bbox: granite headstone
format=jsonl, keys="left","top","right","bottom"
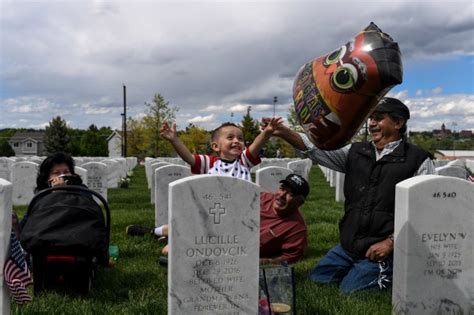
{"left": 168, "top": 175, "right": 261, "bottom": 314}
{"left": 393, "top": 175, "right": 474, "bottom": 314}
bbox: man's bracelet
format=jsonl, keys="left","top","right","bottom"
{"left": 387, "top": 234, "right": 394, "bottom": 243}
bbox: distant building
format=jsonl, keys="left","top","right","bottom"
{"left": 8, "top": 131, "right": 46, "bottom": 156}
{"left": 107, "top": 130, "right": 122, "bottom": 158}
{"left": 459, "top": 130, "right": 473, "bottom": 139}
{"left": 432, "top": 123, "right": 451, "bottom": 139}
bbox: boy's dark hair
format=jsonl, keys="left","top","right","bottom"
{"left": 35, "top": 152, "right": 78, "bottom": 192}
{"left": 210, "top": 122, "right": 241, "bottom": 142}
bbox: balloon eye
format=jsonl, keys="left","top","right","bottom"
{"left": 324, "top": 46, "right": 346, "bottom": 65}
{"left": 331, "top": 63, "right": 358, "bottom": 92}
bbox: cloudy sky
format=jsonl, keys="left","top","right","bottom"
{"left": 1, "top": 0, "right": 473, "bottom": 133}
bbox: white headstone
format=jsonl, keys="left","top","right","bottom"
{"left": 447, "top": 159, "right": 465, "bottom": 168}
{"left": 434, "top": 160, "right": 449, "bottom": 168}
{"left": 113, "top": 158, "right": 128, "bottom": 179}
{"left": 0, "top": 157, "right": 14, "bottom": 182}
{"left": 154, "top": 165, "right": 191, "bottom": 227}
{"left": 255, "top": 166, "right": 293, "bottom": 192}
{"left": 335, "top": 171, "right": 345, "bottom": 202}
{"left": 101, "top": 159, "right": 120, "bottom": 188}
{"left": 0, "top": 179, "right": 12, "bottom": 314}
{"left": 74, "top": 166, "right": 88, "bottom": 187}
{"left": 329, "top": 169, "right": 337, "bottom": 187}
{"left": 168, "top": 175, "right": 261, "bottom": 314}
{"left": 393, "top": 175, "right": 474, "bottom": 314}
{"left": 145, "top": 158, "right": 164, "bottom": 188}
{"left": 436, "top": 165, "right": 468, "bottom": 179}
{"left": 287, "top": 159, "right": 311, "bottom": 180}
{"left": 81, "top": 162, "right": 108, "bottom": 201}
{"left": 150, "top": 162, "right": 169, "bottom": 202}
{"left": 11, "top": 161, "right": 39, "bottom": 206}
{"left": 466, "top": 160, "right": 474, "bottom": 173}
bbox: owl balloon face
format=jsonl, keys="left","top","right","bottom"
{"left": 293, "top": 23, "right": 403, "bottom": 150}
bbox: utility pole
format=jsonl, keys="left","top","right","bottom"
{"left": 273, "top": 96, "right": 278, "bottom": 117}
{"left": 123, "top": 84, "right": 127, "bottom": 157}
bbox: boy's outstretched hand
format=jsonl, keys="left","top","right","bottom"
{"left": 160, "top": 122, "right": 177, "bottom": 141}
{"left": 261, "top": 117, "right": 284, "bottom": 135}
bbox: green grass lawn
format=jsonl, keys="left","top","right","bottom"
{"left": 11, "top": 165, "right": 392, "bottom": 314}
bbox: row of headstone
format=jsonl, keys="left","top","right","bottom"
{"left": 0, "top": 156, "right": 138, "bottom": 205}
{"left": 254, "top": 158, "right": 312, "bottom": 176}
{"left": 319, "top": 165, "right": 346, "bottom": 203}
{"left": 319, "top": 157, "right": 474, "bottom": 204}
{"left": 0, "top": 179, "right": 12, "bottom": 314}
{"left": 145, "top": 157, "right": 312, "bottom": 192}
{"left": 393, "top": 175, "right": 473, "bottom": 314}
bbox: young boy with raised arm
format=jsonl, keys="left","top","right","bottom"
{"left": 160, "top": 118, "right": 282, "bottom": 181}
{"left": 126, "top": 117, "right": 282, "bottom": 238}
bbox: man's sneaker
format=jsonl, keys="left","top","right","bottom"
{"left": 126, "top": 225, "right": 153, "bottom": 236}
{"left": 157, "top": 236, "right": 168, "bottom": 244}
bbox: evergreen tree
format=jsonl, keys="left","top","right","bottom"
{"left": 0, "top": 139, "right": 15, "bottom": 156}
{"left": 143, "top": 93, "right": 178, "bottom": 157}
{"left": 44, "top": 116, "right": 71, "bottom": 154}
{"left": 80, "top": 124, "right": 108, "bottom": 156}
{"left": 68, "top": 128, "right": 85, "bottom": 156}
{"left": 240, "top": 106, "right": 260, "bottom": 147}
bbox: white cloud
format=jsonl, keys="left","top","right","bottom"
{"left": 229, "top": 104, "right": 250, "bottom": 113}
{"left": 388, "top": 90, "right": 409, "bottom": 101}
{"left": 407, "top": 94, "right": 474, "bottom": 131}
{"left": 431, "top": 87, "right": 443, "bottom": 95}
{"left": 1, "top": 0, "right": 473, "bottom": 132}
{"left": 188, "top": 114, "right": 215, "bottom": 123}
{"left": 81, "top": 103, "right": 114, "bottom": 115}
{"left": 200, "top": 105, "right": 224, "bottom": 112}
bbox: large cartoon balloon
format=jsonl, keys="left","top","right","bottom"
{"left": 293, "top": 22, "right": 403, "bottom": 150}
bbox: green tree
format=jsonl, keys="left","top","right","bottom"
{"left": 287, "top": 105, "right": 304, "bottom": 133}
{"left": 44, "top": 116, "right": 71, "bottom": 154}
{"left": 240, "top": 106, "right": 260, "bottom": 147}
{"left": 126, "top": 117, "right": 148, "bottom": 159}
{"left": 0, "top": 139, "right": 15, "bottom": 156}
{"left": 80, "top": 124, "right": 108, "bottom": 156}
{"left": 68, "top": 128, "right": 85, "bottom": 156}
{"left": 143, "top": 93, "right": 178, "bottom": 157}
{"left": 180, "top": 124, "right": 210, "bottom": 154}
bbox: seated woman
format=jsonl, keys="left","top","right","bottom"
{"left": 15, "top": 152, "right": 85, "bottom": 233}
{"left": 35, "top": 152, "right": 84, "bottom": 193}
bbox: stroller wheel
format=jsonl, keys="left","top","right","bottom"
{"left": 32, "top": 256, "right": 46, "bottom": 294}
{"left": 33, "top": 267, "right": 45, "bottom": 294}
{"left": 78, "top": 269, "right": 93, "bottom": 295}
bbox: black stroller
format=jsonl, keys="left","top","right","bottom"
{"left": 20, "top": 185, "right": 111, "bottom": 294}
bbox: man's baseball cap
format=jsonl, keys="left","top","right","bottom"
{"left": 374, "top": 97, "right": 410, "bottom": 120}
{"left": 280, "top": 174, "right": 310, "bottom": 198}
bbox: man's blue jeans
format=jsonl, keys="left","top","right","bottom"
{"left": 309, "top": 244, "right": 393, "bottom": 294}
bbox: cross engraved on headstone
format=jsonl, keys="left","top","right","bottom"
{"left": 209, "top": 203, "right": 226, "bottom": 224}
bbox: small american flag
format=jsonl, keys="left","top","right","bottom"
{"left": 3, "top": 231, "right": 33, "bottom": 304}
